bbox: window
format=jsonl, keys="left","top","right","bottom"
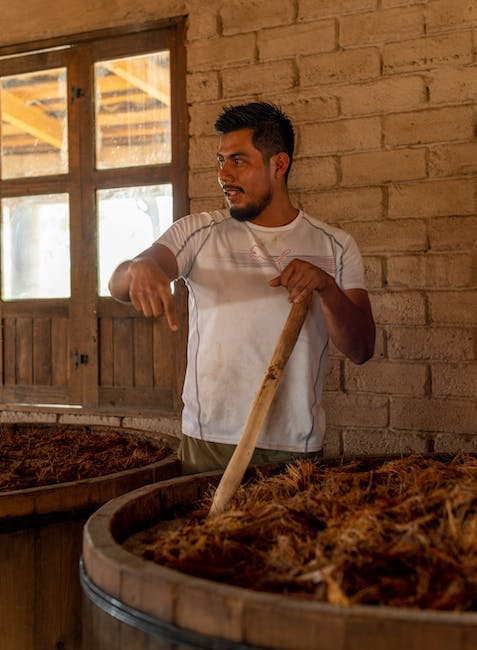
{"left": 0, "top": 21, "right": 187, "bottom": 409}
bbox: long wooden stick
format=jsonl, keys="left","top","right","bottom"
{"left": 209, "top": 299, "right": 309, "bottom": 516}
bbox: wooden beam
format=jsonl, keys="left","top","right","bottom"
{"left": 1, "top": 89, "right": 63, "bottom": 149}
{"left": 101, "top": 59, "right": 170, "bottom": 106}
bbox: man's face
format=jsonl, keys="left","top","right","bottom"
{"left": 217, "top": 128, "right": 273, "bottom": 222}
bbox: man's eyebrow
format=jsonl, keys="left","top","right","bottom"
{"left": 216, "top": 150, "right": 248, "bottom": 159}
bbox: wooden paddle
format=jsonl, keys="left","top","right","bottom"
{"left": 209, "top": 299, "right": 309, "bottom": 516}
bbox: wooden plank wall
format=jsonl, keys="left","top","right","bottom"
{"left": 1, "top": 313, "right": 69, "bottom": 402}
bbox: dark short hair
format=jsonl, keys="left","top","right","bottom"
{"left": 214, "top": 102, "right": 295, "bottom": 180}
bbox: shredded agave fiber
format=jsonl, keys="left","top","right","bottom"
{"left": 0, "top": 425, "right": 171, "bottom": 491}
{"left": 125, "top": 454, "right": 477, "bottom": 611}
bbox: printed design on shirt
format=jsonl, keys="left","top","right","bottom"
{"left": 248, "top": 245, "right": 337, "bottom": 277}
{"left": 249, "top": 244, "right": 291, "bottom": 270}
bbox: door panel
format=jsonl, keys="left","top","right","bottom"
{"left": 0, "top": 307, "right": 70, "bottom": 404}
{"left": 97, "top": 304, "right": 184, "bottom": 411}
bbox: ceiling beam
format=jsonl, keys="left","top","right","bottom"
{"left": 101, "top": 60, "right": 170, "bottom": 106}
{"left": 1, "top": 89, "right": 63, "bottom": 149}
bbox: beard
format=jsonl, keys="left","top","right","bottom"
{"left": 229, "top": 189, "right": 273, "bottom": 222}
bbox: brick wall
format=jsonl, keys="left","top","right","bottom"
{"left": 1, "top": 0, "right": 476, "bottom": 456}
{"left": 186, "top": 0, "right": 477, "bottom": 457}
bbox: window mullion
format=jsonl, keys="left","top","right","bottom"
{"left": 67, "top": 43, "right": 99, "bottom": 407}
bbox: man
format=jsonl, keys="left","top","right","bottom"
{"left": 109, "top": 102, "right": 375, "bottom": 473}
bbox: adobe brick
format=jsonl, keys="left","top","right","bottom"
{"left": 383, "top": 32, "right": 473, "bottom": 74}
{"left": 300, "top": 47, "right": 381, "bottom": 86}
{"left": 344, "top": 220, "right": 427, "bottom": 254}
{"left": 0, "top": 410, "right": 57, "bottom": 424}
{"left": 222, "top": 60, "right": 296, "bottom": 97}
{"left": 363, "top": 256, "right": 384, "bottom": 289}
{"left": 434, "top": 433, "right": 477, "bottom": 453}
{"left": 221, "top": 0, "right": 295, "bottom": 35}
{"left": 190, "top": 197, "right": 224, "bottom": 214}
{"left": 288, "top": 157, "right": 338, "bottom": 190}
{"left": 345, "top": 359, "right": 427, "bottom": 395}
{"left": 432, "top": 362, "right": 477, "bottom": 398}
{"left": 370, "top": 291, "right": 427, "bottom": 324}
{"left": 338, "top": 76, "right": 426, "bottom": 116}
{"left": 258, "top": 20, "right": 336, "bottom": 61}
{"left": 323, "top": 358, "right": 342, "bottom": 391}
{"left": 298, "top": 0, "right": 377, "bottom": 20}
{"left": 342, "top": 428, "right": 428, "bottom": 456}
{"left": 122, "top": 416, "right": 182, "bottom": 438}
{"left": 384, "top": 106, "right": 474, "bottom": 146}
{"left": 340, "top": 7, "right": 424, "bottom": 47}
{"left": 388, "top": 179, "right": 475, "bottom": 218}
{"left": 186, "top": 72, "right": 220, "bottom": 103}
{"left": 391, "top": 396, "right": 477, "bottom": 434}
{"left": 429, "top": 291, "right": 477, "bottom": 326}
{"left": 366, "top": 325, "right": 385, "bottom": 360}
{"left": 322, "top": 426, "right": 342, "bottom": 457}
{"left": 187, "top": 34, "right": 255, "bottom": 72}
{"left": 189, "top": 136, "right": 218, "bottom": 170}
{"left": 187, "top": 9, "right": 219, "bottom": 41}
{"left": 429, "top": 142, "right": 477, "bottom": 177}
{"left": 341, "top": 149, "right": 426, "bottom": 186}
{"left": 274, "top": 92, "right": 339, "bottom": 122}
{"left": 299, "top": 187, "right": 383, "bottom": 222}
{"left": 298, "top": 117, "right": 381, "bottom": 156}
{"left": 189, "top": 168, "right": 220, "bottom": 198}
{"left": 426, "top": 0, "right": 477, "bottom": 33}
{"left": 322, "top": 392, "right": 389, "bottom": 427}
{"left": 189, "top": 101, "right": 225, "bottom": 136}
{"left": 387, "top": 326, "right": 475, "bottom": 362}
{"left": 429, "top": 66, "right": 477, "bottom": 104}
{"left": 429, "top": 216, "right": 477, "bottom": 252}
{"left": 387, "top": 253, "right": 473, "bottom": 288}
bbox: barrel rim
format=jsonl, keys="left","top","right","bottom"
{"left": 82, "top": 466, "right": 477, "bottom": 650}
{"left": 80, "top": 558, "right": 260, "bottom": 650}
{"left": 0, "top": 425, "right": 180, "bottom": 519}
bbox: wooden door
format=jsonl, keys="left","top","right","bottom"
{"left": 0, "top": 21, "right": 188, "bottom": 412}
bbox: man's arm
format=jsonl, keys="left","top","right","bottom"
{"left": 109, "top": 242, "right": 180, "bottom": 331}
{"left": 269, "top": 259, "right": 375, "bottom": 364}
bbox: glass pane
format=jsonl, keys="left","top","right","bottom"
{"left": 0, "top": 68, "right": 68, "bottom": 179}
{"left": 94, "top": 51, "right": 171, "bottom": 169}
{"left": 97, "top": 184, "right": 173, "bottom": 296}
{"left": 1, "top": 194, "right": 70, "bottom": 299}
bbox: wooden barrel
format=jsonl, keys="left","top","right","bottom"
{"left": 0, "top": 425, "right": 180, "bottom": 650}
{"left": 81, "top": 469, "right": 477, "bottom": 650}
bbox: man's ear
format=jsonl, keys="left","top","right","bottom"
{"left": 272, "top": 152, "right": 290, "bottom": 179}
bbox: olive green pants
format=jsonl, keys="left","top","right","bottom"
{"left": 178, "top": 434, "right": 322, "bottom": 475}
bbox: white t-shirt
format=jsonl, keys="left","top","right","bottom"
{"left": 158, "top": 209, "right": 366, "bottom": 452}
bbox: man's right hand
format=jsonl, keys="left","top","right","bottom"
{"left": 109, "top": 244, "right": 179, "bottom": 332}
{"left": 128, "top": 258, "right": 178, "bottom": 331}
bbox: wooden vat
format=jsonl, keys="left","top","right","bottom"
{"left": 0, "top": 425, "right": 180, "bottom": 650}
{"left": 81, "top": 468, "right": 477, "bottom": 650}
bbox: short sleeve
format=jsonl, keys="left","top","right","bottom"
{"left": 157, "top": 211, "right": 223, "bottom": 278}
{"left": 336, "top": 233, "right": 366, "bottom": 291}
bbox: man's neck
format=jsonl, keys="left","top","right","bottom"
{"left": 251, "top": 199, "right": 299, "bottom": 228}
